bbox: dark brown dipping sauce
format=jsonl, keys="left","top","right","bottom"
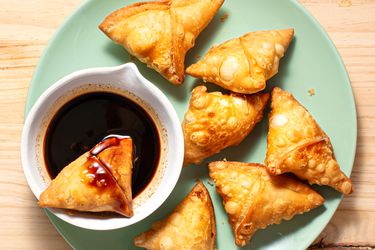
{"left": 44, "top": 92, "right": 160, "bottom": 197}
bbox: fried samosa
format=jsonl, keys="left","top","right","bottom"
{"left": 265, "top": 87, "right": 352, "bottom": 194}
{"left": 134, "top": 181, "right": 216, "bottom": 250}
{"left": 186, "top": 29, "right": 294, "bottom": 94}
{"left": 39, "top": 137, "right": 134, "bottom": 217}
{"left": 99, "top": 0, "right": 224, "bottom": 85}
{"left": 183, "top": 86, "right": 269, "bottom": 166}
{"left": 94, "top": 136, "right": 133, "bottom": 205}
{"left": 209, "top": 161, "right": 324, "bottom": 247}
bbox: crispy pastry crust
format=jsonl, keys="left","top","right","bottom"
{"left": 186, "top": 29, "right": 294, "bottom": 93}
{"left": 97, "top": 138, "right": 133, "bottom": 207}
{"left": 209, "top": 161, "right": 324, "bottom": 247}
{"left": 39, "top": 138, "right": 133, "bottom": 217}
{"left": 182, "top": 86, "right": 269, "bottom": 166}
{"left": 265, "top": 87, "right": 352, "bottom": 194}
{"left": 134, "top": 181, "right": 216, "bottom": 250}
{"left": 99, "top": 0, "right": 224, "bottom": 85}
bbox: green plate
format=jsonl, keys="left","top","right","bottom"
{"left": 25, "top": 0, "right": 357, "bottom": 249}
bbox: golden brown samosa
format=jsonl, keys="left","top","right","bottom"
{"left": 93, "top": 136, "right": 133, "bottom": 206}
{"left": 182, "top": 86, "right": 269, "bottom": 166}
{"left": 134, "top": 181, "right": 216, "bottom": 249}
{"left": 265, "top": 87, "right": 352, "bottom": 194}
{"left": 209, "top": 161, "right": 324, "bottom": 247}
{"left": 99, "top": 0, "right": 224, "bottom": 85}
{"left": 186, "top": 29, "right": 294, "bottom": 94}
{"left": 39, "top": 137, "right": 133, "bottom": 217}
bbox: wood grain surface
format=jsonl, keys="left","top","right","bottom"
{"left": 0, "top": 0, "right": 374, "bottom": 249}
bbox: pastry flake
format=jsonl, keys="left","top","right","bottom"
{"left": 39, "top": 137, "right": 133, "bottom": 217}
{"left": 134, "top": 180, "right": 216, "bottom": 250}
{"left": 182, "top": 86, "right": 269, "bottom": 166}
{"left": 209, "top": 161, "right": 324, "bottom": 247}
{"left": 186, "top": 29, "right": 294, "bottom": 94}
{"left": 265, "top": 87, "right": 353, "bottom": 194}
{"left": 99, "top": 0, "right": 224, "bottom": 85}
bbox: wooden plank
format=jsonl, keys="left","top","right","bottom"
{"left": 300, "top": 0, "right": 375, "bottom": 248}
{"left": 0, "top": 1, "right": 77, "bottom": 249}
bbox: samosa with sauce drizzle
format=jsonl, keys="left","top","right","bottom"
{"left": 39, "top": 137, "right": 134, "bottom": 217}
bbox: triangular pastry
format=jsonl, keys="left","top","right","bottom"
{"left": 99, "top": 0, "right": 224, "bottom": 85}
{"left": 134, "top": 181, "right": 216, "bottom": 250}
{"left": 209, "top": 161, "right": 324, "bottom": 247}
{"left": 183, "top": 86, "right": 269, "bottom": 166}
{"left": 93, "top": 136, "right": 133, "bottom": 205}
{"left": 39, "top": 137, "right": 133, "bottom": 217}
{"left": 265, "top": 87, "right": 352, "bottom": 194}
{"left": 186, "top": 29, "right": 294, "bottom": 94}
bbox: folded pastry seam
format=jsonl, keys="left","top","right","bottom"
{"left": 209, "top": 161, "right": 324, "bottom": 247}
{"left": 182, "top": 85, "right": 269, "bottom": 166}
{"left": 265, "top": 87, "right": 353, "bottom": 195}
{"left": 39, "top": 137, "right": 134, "bottom": 217}
{"left": 99, "top": 0, "right": 224, "bottom": 85}
{"left": 134, "top": 180, "right": 216, "bottom": 249}
{"left": 186, "top": 28, "right": 294, "bottom": 94}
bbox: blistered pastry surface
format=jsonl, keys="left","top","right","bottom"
{"left": 186, "top": 29, "right": 294, "bottom": 93}
{"left": 266, "top": 87, "right": 352, "bottom": 194}
{"left": 209, "top": 161, "right": 324, "bottom": 247}
{"left": 134, "top": 181, "right": 216, "bottom": 250}
{"left": 99, "top": 0, "right": 224, "bottom": 84}
{"left": 182, "top": 86, "right": 269, "bottom": 165}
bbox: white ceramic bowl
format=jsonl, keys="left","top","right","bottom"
{"left": 21, "top": 63, "right": 184, "bottom": 230}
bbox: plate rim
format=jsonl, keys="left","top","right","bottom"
{"left": 24, "top": 0, "right": 358, "bottom": 249}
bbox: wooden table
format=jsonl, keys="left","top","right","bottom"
{"left": 0, "top": 0, "right": 374, "bottom": 249}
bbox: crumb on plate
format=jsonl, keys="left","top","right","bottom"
{"left": 308, "top": 88, "right": 315, "bottom": 96}
{"left": 220, "top": 12, "right": 229, "bottom": 23}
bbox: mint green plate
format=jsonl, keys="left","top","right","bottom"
{"left": 25, "top": 0, "right": 356, "bottom": 249}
